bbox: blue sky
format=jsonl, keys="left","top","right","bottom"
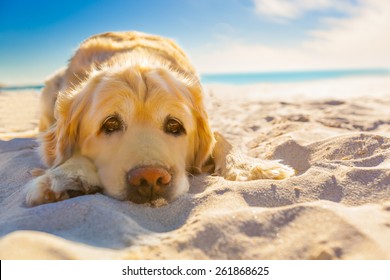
{"left": 1, "top": 0, "right": 389, "bottom": 84}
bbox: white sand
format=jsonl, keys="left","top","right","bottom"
{"left": 0, "top": 76, "right": 390, "bottom": 259}
{"left": 0, "top": 90, "right": 39, "bottom": 139}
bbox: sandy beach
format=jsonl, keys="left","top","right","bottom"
{"left": 0, "top": 75, "right": 390, "bottom": 259}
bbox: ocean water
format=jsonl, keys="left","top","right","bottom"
{"left": 200, "top": 68, "right": 390, "bottom": 84}
{"left": 1, "top": 69, "right": 389, "bottom": 91}
{"left": 0, "top": 84, "right": 44, "bottom": 91}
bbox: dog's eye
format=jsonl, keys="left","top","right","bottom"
{"left": 164, "top": 118, "right": 185, "bottom": 136}
{"left": 102, "top": 115, "right": 123, "bottom": 134}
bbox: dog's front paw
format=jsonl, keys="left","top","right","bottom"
{"left": 25, "top": 172, "right": 70, "bottom": 206}
{"left": 25, "top": 170, "right": 100, "bottom": 207}
{"left": 25, "top": 156, "right": 101, "bottom": 207}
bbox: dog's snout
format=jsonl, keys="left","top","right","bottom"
{"left": 127, "top": 167, "right": 172, "bottom": 201}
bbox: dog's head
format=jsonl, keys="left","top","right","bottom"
{"left": 40, "top": 61, "right": 215, "bottom": 204}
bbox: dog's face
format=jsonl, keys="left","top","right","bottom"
{"left": 41, "top": 64, "right": 214, "bottom": 205}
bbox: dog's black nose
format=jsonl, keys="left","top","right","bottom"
{"left": 127, "top": 166, "right": 171, "bottom": 201}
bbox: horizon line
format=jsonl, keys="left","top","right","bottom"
{"left": 1, "top": 67, "right": 389, "bottom": 88}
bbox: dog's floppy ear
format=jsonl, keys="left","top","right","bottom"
{"left": 38, "top": 67, "right": 66, "bottom": 132}
{"left": 188, "top": 84, "right": 216, "bottom": 173}
{"left": 39, "top": 72, "right": 101, "bottom": 167}
{"left": 39, "top": 93, "right": 80, "bottom": 167}
{"left": 38, "top": 77, "right": 98, "bottom": 167}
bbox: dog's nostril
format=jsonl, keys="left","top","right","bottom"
{"left": 140, "top": 178, "right": 148, "bottom": 187}
{"left": 128, "top": 167, "right": 172, "bottom": 190}
{"left": 157, "top": 177, "right": 168, "bottom": 186}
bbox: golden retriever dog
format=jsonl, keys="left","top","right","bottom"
{"left": 25, "top": 31, "right": 294, "bottom": 207}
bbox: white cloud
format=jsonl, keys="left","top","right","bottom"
{"left": 191, "top": 0, "right": 390, "bottom": 73}
{"left": 253, "top": 0, "right": 356, "bottom": 22}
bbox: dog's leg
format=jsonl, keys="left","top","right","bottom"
{"left": 211, "top": 132, "right": 295, "bottom": 181}
{"left": 25, "top": 154, "right": 101, "bottom": 206}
